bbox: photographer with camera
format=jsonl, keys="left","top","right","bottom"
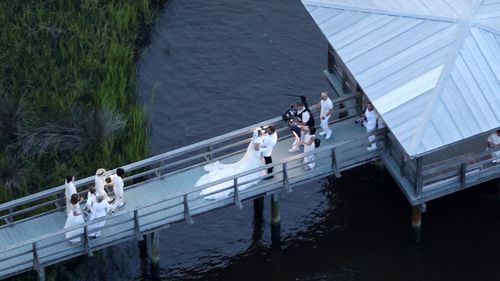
{"left": 288, "top": 100, "right": 315, "bottom": 153}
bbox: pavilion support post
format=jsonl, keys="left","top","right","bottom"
{"left": 271, "top": 193, "right": 281, "bottom": 247}
{"left": 147, "top": 231, "right": 160, "bottom": 276}
{"left": 410, "top": 204, "right": 426, "bottom": 243}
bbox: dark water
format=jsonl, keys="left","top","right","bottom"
{"left": 55, "top": 1, "right": 500, "bottom": 280}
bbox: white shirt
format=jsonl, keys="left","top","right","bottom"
{"left": 488, "top": 133, "right": 500, "bottom": 147}
{"left": 297, "top": 108, "right": 310, "bottom": 124}
{"left": 86, "top": 192, "right": 97, "bottom": 209}
{"left": 261, "top": 133, "right": 278, "bottom": 157}
{"left": 113, "top": 175, "right": 124, "bottom": 199}
{"left": 364, "top": 108, "right": 377, "bottom": 130}
{"left": 320, "top": 98, "right": 333, "bottom": 117}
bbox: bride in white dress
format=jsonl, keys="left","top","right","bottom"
{"left": 197, "top": 128, "right": 267, "bottom": 200}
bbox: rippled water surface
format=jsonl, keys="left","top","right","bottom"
{"left": 58, "top": 1, "right": 500, "bottom": 280}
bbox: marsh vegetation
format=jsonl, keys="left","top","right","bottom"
{"left": 0, "top": 0, "right": 157, "bottom": 203}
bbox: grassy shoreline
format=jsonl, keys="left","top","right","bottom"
{"left": 0, "top": 0, "right": 157, "bottom": 203}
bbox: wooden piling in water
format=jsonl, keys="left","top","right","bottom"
{"left": 271, "top": 193, "right": 281, "bottom": 245}
{"left": 147, "top": 231, "right": 160, "bottom": 268}
{"left": 254, "top": 197, "right": 264, "bottom": 217}
{"left": 411, "top": 205, "right": 423, "bottom": 243}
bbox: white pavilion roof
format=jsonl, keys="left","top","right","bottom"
{"left": 302, "top": 0, "right": 500, "bottom": 157}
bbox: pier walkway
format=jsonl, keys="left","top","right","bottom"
{"left": 1, "top": 92, "right": 499, "bottom": 280}
{"left": 0, "top": 94, "right": 383, "bottom": 280}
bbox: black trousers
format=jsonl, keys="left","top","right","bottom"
{"left": 264, "top": 156, "right": 273, "bottom": 175}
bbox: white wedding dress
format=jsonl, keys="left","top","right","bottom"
{"left": 197, "top": 129, "right": 266, "bottom": 200}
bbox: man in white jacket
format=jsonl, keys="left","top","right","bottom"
{"left": 111, "top": 168, "right": 126, "bottom": 211}
{"left": 261, "top": 126, "right": 278, "bottom": 179}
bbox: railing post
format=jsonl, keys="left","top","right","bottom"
{"left": 4, "top": 207, "right": 14, "bottom": 226}
{"left": 384, "top": 130, "right": 391, "bottom": 152}
{"left": 183, "top": 194, "right": 194, "bottom": 224}
{"left": 134, "top": 210, "right": 143, "bottom": 241}
{"left": 207, "top": 145, "right": 213, "bottom": 160}
{"left": 282, "top": 162, "right": 292, "bottom": 192}
{"left": 32, "top": 242, "right": 42, "bottom": 278}
{"left": 415, "top": 157, "right": 423, "bottom": 198}
{"left": 233, "top": 178, "right": 243, "bottom": 210}
{"left": 83, "top": 225, "right": 93, "bottom": 257}
{"left": 460, "top": 162, "right": 467, "bottom": 190}
{"left": 331, "top": 147, "right": 341, "bottom": 178}
{"left": 400, "top": 155, "right": 406, "bottom": 176}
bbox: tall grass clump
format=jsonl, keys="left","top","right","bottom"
{"left": 0, "top": 0, "right": 157, "bottom": 200}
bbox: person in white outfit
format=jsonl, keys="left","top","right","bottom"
{"left": 300, "top": 126, "right": 316, "bottom": 170}
{"left": 260, "top": 126, "right": 278, "bottom": 179}
{"left": 95, "top": 168, "right": 112, "bottom": 203}
{"left": 64, "top": 193, "right": 85, "bottom": 243}
{"left": 89, "top": 195, "right": 110, "bottom": 238}
{"left": 488, "top": 130, "right": 500, "bottom": 163}
{"left": 64, "top": 176, "right": 77, "bottom": 214}
{"left": 85, "top": 186, "right": 97, "bottom": 210}
{"left": 111, "top": 168, "right": 126, "bottom": 211}
{"left": 362, "top": 102, "right": 378, "bottom": 151}
{"left": 317, "top": 91, "right": 334, "bottom": 140}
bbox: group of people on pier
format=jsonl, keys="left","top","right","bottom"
{"left": 63, "top": 168, "right": 126, "bottom": 243}
{"left": 286, "top": 91, "right": 384, "bottom": 170}
{"left": 62, "top": 90, "right": 387, "bottom": 238}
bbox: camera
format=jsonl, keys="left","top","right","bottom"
{"left": 354, "top": 115, "right": 365, "bottom": 125}
{"left": 282, "top": 105, "right": 297, "bottom": 122}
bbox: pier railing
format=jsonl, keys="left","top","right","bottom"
{"left": 385, "top": 130, "right": 500, "bottom": 200}
{"left": 419, "top": 147, "right": 500, "bottom": 194}
{"left": 0, "top": 93, "right": 363, "bottom": 227}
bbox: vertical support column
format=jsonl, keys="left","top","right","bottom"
{"left": 252, "top": 197, "right": 265, "bottom": 244}
{"left": 415, "top": 157, "right": 423, "bottom": 198}
{"left": 147, "top": 231, "right": 160, "bottom": 280}
{"left": 410, "top": 204, "right": 426, "bottom": 243}
{"left": 253, "top": 197, "right": 264, "bottom": 218}
{"left": 33, "top": 242, "right": 45, "bottom": 281}
{"left": 207, "top": 145, "right": 213, "bottom": 160}
{"left": 271, "top": 193, "right": 281, "bottom": 247}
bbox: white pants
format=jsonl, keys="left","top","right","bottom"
{"left": 320, "top": 116, "right": 332, "bottom": 135}
{"left": 366, "top": 125, "right": 377, "bottom": 149}
{"left": 111, "top": 195, "right": 124, "bottom": 210}
{"left": 491, "top": 150, "right": 500, "bottom": 162}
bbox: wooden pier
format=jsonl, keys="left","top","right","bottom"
{"left": 0, "top": 93, "right": 499, "bottom": 280}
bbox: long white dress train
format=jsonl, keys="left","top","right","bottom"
{"left": 197, "top": 129, "right": 266, "bottom": 200}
